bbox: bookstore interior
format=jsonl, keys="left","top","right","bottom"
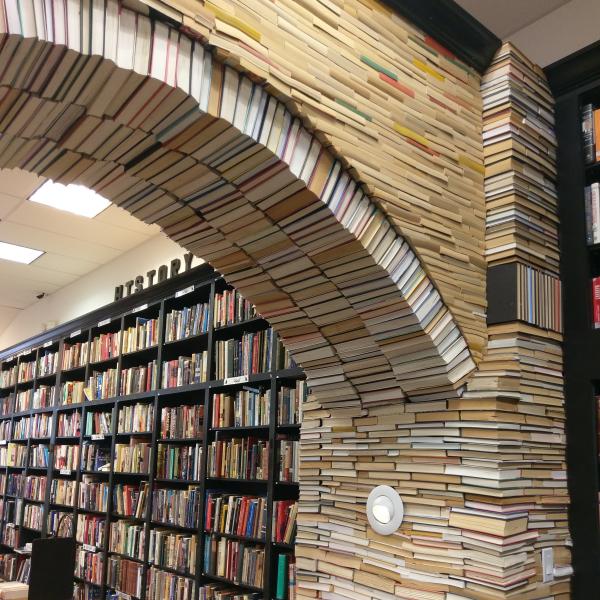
{"left": 0, "top": 1, "right": 600, "bottom": 600}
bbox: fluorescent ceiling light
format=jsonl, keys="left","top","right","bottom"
{"left": 29, "top": 180, "right": 111, "bottom": 218}
{"left": 0, "top": 241, "right": 44, "bottom": 264}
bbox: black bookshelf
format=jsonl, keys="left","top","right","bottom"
{"left": 546, "top": 43, "right": 600, "bottom": 600}
{"left": 0, "top": 266, "right": 302, "bottom": 600}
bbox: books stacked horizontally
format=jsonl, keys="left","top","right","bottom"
{"left": 482, "top": 44, "right": 559, "bottom": 273}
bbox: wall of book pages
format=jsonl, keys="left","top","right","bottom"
{"left": 0, "top": 1, "right": 571, "bottom": 600}
{"left": 0, "top": 0, "right": 482, "bottom": 402}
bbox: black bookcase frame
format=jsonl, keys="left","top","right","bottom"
{"left": 0, "top": 265, "right": 302, "bottom": 600}
{"left": 546, "top": 42, "right": 600, "bottom": 600}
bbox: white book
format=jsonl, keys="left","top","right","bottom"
{"left": 220, "top": 66, "right": 239, "bottom": 124}
{"left": 232, "top": 76, "right": 253, "bottom": 132}
{"left": 198, "top": 49, "right": 212, "bottom": 113}
{"left": 133, "top": 12, "right": 150, "bottom": 76}
{"left": 592, "top": 182, "right": 600, "bottom": 244}
{"left": 250, "top": 88, "right": 268, "bottom": 139}
{"left": 104, "top": 0, "right": 118, "bottom": 62}
{"left": 275, "top": 109, "right": 292, "bottom": 158}
{"left": 165, "top": 27, "right": 178, "bottom": 87}
{"left": 91, "top": 0, "right": 105, "bottom": 56}
{"left": 5, "top": 1, "right": 21, "bottom": 34}
{"left": 299, "top": 136, "right": 320, "bottom": 184}
{"left": 175, "top": 33, "right": 191, "bottom": 95}
{"left": 66, "top": 0, "right": 80, "bottom": 50}
{"left": 258, "top": 97, "right": 278, "bottom": 146}
{"left": 150, "top": 21, "right": 168, "bottom": 80}
{"left": 116, "top": 7, "right": 135, "bottom": 69}
{"left": 189, "top": 41, "right": 204, "bottom": 104}
{"left": 19, "top": 0, "right": 37, "bottom": 37}
{"left": 52, "top": 0, "right": 66, "bottom": 45}
{"left": 282, "top": 117, "right": 301, "bottom": 164}
{"left": 244, "top": 85, "right": 263, "bottom": 137}
{"left": 289, "top": 128, "right": 312, "bottom": 178}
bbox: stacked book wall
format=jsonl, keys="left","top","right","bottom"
{"left": 0, "top": 271, "right": 301, "bottom": 599}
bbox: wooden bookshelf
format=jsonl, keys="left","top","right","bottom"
{"left": 547, "top": 41, "right": 600, "bottom": 600}
{"left": 0, "top": 266, "right": 302, "bottom": 600}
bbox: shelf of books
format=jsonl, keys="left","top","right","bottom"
{"left": 549, "top": 52, "right": 600, "bottom": 595}
{"left": 0, "top": 268, "right": 302, "bottom": 600}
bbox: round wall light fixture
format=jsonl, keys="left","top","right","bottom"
{"left": 366, "top": 485, "right": 404, "bottom": 535}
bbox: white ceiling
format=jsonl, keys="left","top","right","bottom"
{"left": 0, "top": 169, "right": 159, "bottom": 335}
{"left": 456, "top": 0, "right": 571, "bottom": 38}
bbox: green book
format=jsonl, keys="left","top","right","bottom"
{"left": 276, "top": 553, "right": 288, "bottom": 599}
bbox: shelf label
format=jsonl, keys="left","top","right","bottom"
{"left": 91, "top": 434, "right": 105, "bottom": 441}
{"left": 97, "top": 318, "right": 111, "bottom": 327}
{"left": 0, "top": 440, "right": 6, "bottom": 446}
{"left": 175, "top": 285, "right": 194, "bottom": 298}
{"left": 59, "top": 468, "right": 71, "bottom": 476}
{"left": 43, "top": 340, "right": 53, "bottom": 348}
{"left": 70, "top": 329, "right": 81, "bottom": 338}
{"left": 132, "top": 304, "right": 148, "bottom": 314}
{"left": 82, "top": 544, "right": 96, "bottom": 553}
{"left": 224, "top": 375, "right": 248, "bottom": 385}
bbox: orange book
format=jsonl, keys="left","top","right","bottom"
{"left": 595, "top": 108, "right": 600, "bottom": 162}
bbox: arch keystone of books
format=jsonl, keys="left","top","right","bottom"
{"left": 0, "top": 5, "right": 476, "bottom": 401}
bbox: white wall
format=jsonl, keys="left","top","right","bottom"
{"left": 508, "top": 0, "right": 600, "bottom": 67}
{"left": 0, "top": 233, "right": 202, "bottom": 350}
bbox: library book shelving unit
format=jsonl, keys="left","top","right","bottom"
{"left": 0, "top": 265, "right": 303, "bottom": 600}
{"left": 547, "top": 41, "right": 600, "bottom": 600}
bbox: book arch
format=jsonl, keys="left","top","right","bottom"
{"left": 0, "top": 14, "right": 476, "bottom": 403}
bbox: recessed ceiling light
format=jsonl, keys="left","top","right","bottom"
{"left": 0, "top": 241, "right": 44, "bottom": 264}
{"left": 29, "top": 180, "right": 111, "bottom": 218}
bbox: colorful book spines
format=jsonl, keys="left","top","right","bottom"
{"left": 212, "top": 389, "right": 270, "bottom": 428}
{"left": 205, "top": 493, "right": 267, "bottom": 541}
{"left": 213, "top": 289, "right": 256, "bottom": 328}
{"left": 152, "top": 486, "right": 201, "bottom": 529}
{"left": 207, "top": 438, "right": 269, "bottom": 480}
{"left": 162, "top": 353, "right": 208, "bottom": 388}
{"left": 165, "top": 302, "right": 210, "bottom": 341}
{"left": 160, "top": 404, "right": 204, "bottom": 439}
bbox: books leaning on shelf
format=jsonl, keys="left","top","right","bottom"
{"left": 38, "top": 349, "right": 58, "bottom": 377}
{"left": 62, "top": 342, "right": 89, "bottom": 370}
{"left": 0, "top": 443, "right": 27, "bottom": 467}
{"left": 89, "top": 369, "right": 118, "bottom": 400}
{"left": 123, "top": 317, "right": 159, "bottom": 353}
{"left": 23, "top": 475, "right": 46, "bottom": 502}
{"left": 165, "top": 302, "right": 210, "bottom": 342}
{"left": 152, "top": 486, "right": 201, "bottom": 529}
{"left": 15, "top": 389, "right": 33, "bottom": 412}
{"left": 90, "top": 331, "right": 120, "bottom": 363}
{"left": 198, "top": 584, "right": 261, "bottom": 599}
{"left": 0, "top": 393, "right": 15, "bottom": 415}
{"left": 149, "top": 528, "right": 197, "bottom": 575}
{"left": 23, "top": 503, "right": 43, "bottom": 531}
{"left": 109, "top": 519, "right": 146, "bottom": 561}
{"left": 213, "top": 289, "right": 257, "bottom": 328}
{"left": 585, "top": 182, "right": 600, "bottom": 245}
{"left": 60, "top": 381, "right": 85, "bottom": 405}
{"left": 162, "top": 353, "right": 208, "bottom": 388}
{"left": 203, "top": 535, "right": 264, "bottom": 588}
{"left": 81, "top": 442, "right": 111, "bottom": 472}
{"left": 52, "top": 477, "right": 77, "bottom": 507}
{"left": 215, "top": 330, "right": 275, "bottom": 379}
{"left": 275, "top": 553, "right": 296, "bottom": 600}
{"left": 205, "top": 493, "right": 267, "bottom": 541}
{"left": 207, "top": 437, "right": 269, "bottom": 480}
{"left": 33, "top": 384, "right": 55, "bottom": 408}
{"left": 147, "top": 566, "right": 194, "bottom": 600}
{"left": 85, "top": 410, "right": 112, "bottom": 436}
{"left": 212, "top": 388, "right": 270, "bottom": 428}
{"left": 113, "top": 483, "right": 148, "bottom": 518}
{"left": 278, "top": 440, "right": 299, "bottom": 483}
{"left": 156, "top": 443, "right": 202, "bottom": 481}
{"left": 118, "top": 403, "right": 154, "bottom": 433}
{"left": 57, "top": 411, "right": 81, "bottom": 437}
{"left": 121, "top": 361, "right": 159, "bottom": 395}
{"left": 76, "top": 547, "right": 104, "bottom": 586}
{"left": 106, "top": 556, "right": 144, "bottom": 598}
{"left": 114, "top": 438, "right": 151, "bottom": 474}
{"left": 278, "top": 382, "right": 305, "bottom": 426}
{"left": 78, "top": 514, "right": 106, "bottom": 549}
{"left": 54, "top": 444, "right": 79, "bottom": 471}
{"left": 17, "top": 359, "right": 35, "bottom": 383}
{"left": 31, "top": 413, "right": 53, "bottom": 438}
{"left": 161, "top": 404, "right": 204, "bottom": 439}
{"left": 0, "top": 366, "right": 16, "bottom": 389}
{"left": 582, "top": 103, "right": 600, "bottom": 164}
{"left": 273, "top": 501, "right": 297, "bottom": 544}
{"left": 0, "top": 419, "right": 9, "bottom": 440}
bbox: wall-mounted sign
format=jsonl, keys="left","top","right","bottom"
{"left": 114, "top": 252, "right": 196, "bottom": 302}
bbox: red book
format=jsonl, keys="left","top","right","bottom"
{"left": 592, "top": 277, "right": 600, "bottom": 327}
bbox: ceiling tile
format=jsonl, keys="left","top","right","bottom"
{"left": 0, "top": 169, "right": 45, "bottom": 199}
{"left": 7, "top": 202, "right": 153, "bottom": 251}
{"left": 0, "top": 306, "right": 21, "bottom": 334}
{"left": 0, "top": 193, "right": 23, "bottom": 219}
{"left": 0, "top": 260, "right": 77, "bottom": 288}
